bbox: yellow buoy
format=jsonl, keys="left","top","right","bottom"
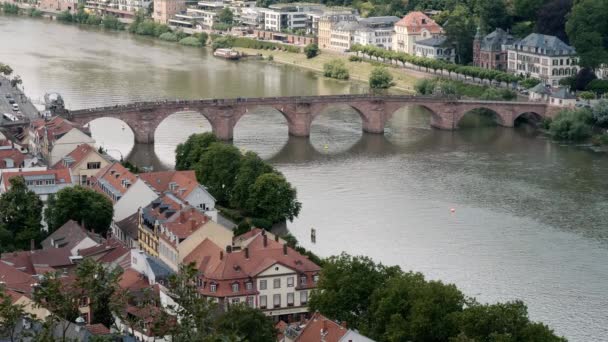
{"left": 324, "top": 144, "right": 329, "bottom": 150}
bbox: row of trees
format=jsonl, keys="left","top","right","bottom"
{"left": 1, "top": 261, "right": 277, "bottom": 341}
{"left": 350, "top": 44, "right": 525, "bottom": 86}
{"left": 415, "top": 78, "right": 517, "bottom": 100}
{"left": 57, "top": 5, "right": 124, "bottom": 30}
{"left": 0, "top": 177, "right": 114, "bottom": 253}
{"left": 175, "top": 133, "right": 301, "bottom": 225}
{"left": 309, "top": 253, "right": 566, "bottom": 342}
{"left": 210, "top": 35, "right": 301, "bottom": 53}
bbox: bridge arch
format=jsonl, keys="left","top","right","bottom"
{"left": 456, "top": 107, "right": 508, "bottom": 128}
{"left": 514, "top": 111, "right": 543, "bottom": 126}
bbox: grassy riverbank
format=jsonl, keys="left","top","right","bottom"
{"left": 234, "top": 47, "right": 422, "bottom": 93}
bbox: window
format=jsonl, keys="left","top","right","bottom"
{"left": 232, "top": 283, "right": 239, "bottom": 293}
{"left": 273, "top": 294, "right": 281, "bottom": 308}
{"left": 197, "top": 278, "right": 203, "bottom": 288}
{"left": 231, "top": 298, "right": 240, "bottom": 304}
{"left": 79, "top": 297, "right": 88, "bottom": 307}
{"left": 287, "top": 277, "right": 294, "bottom": 287}
{"left": 260, "top": 295, "right": 267, "bottom": 308}
{"left": 300, "top": 291, "right": 308, "bottom": 305}
{"left": 287, "top": 293, "right": 294, "bottom": 306}
{"left": 247, "top": 296, "right": 254, "bottom": 307}
{"left": 273, "top": 278, "right": 281, "bottom": 289}
{"left": 87, "top": 162, "right": 101, "bottom": 169}
{"left": 313, "top": 275, "right": 319, "bottom": 283}
{"left": 300, "top": 276, "right": 307, "bottom": 286}
{"left": 246, "top": 281, "right": 253, "bottom": 290}
{"left": 260, "top": 280, "right": 267, "bottom": 290}
{"left": 210, "top": 284, "right": 217, "bottom": 293}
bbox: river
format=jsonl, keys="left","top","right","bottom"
{"left": 1, "top": 16, "right": 607, "bottom": 341}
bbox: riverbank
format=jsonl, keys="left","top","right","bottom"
{"left": 234, "top": 47, "right": 422, "bottom": 93}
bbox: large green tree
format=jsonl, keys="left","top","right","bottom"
{"left": 245, "top": 173, "right": 301, "bottom": 223}
{"left": 218, "top": 7, "right": 234, "bottom": 24}
{"left": 513, "top": 0, "right": 545, "bottom": 21}
{"left": 0, "top": 286, "right": 36, "bottom": 342}
{"left": 369, "top": 67, "right": 393, "bottom": 90}
{"left": 195, "top": 142, "right": 242, "bottom": 204}
{"left": 0, "top": 177, "right": 43, "bottom": 252}
{"left": 476, "top": 0, "right": 512, "bottom": 34}
{"left": 566, "top": 0, "right": 608, "bottom": 68}
{"left": 175, "top": 132, "right": 219, "bottom": 171}
{"left": 535, "top": 0, "right": 572, "bottom": 43}
{"left": 45, "top": 186, "right": 113, "bottom": 236}
{"left": 443, "top": 5, "right": 477, "bottom": 64}
{"left": 230, "top": 151, "right": 274, "bottom": 209}
{"left": 214, "top": 304, "right": 276, "bottom": 342}
{"left": 308, "top": 253, "right": 401, "bottom": 329}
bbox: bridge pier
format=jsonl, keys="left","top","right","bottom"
{"left": 134, "top": 130, "right": 154, "bottom": 144}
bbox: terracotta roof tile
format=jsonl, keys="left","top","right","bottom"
{"left": 90, "top": 162, "right": 137, "bottom": 203}
{"left": 139, "top": 170, "right": 201, "bottom": 201}
{"left": 41, "top": 219, "right": 102, "bottom": 252}
{"left": 395, "top": 11, "right": 443, "bottom": 34}
{"left": 85, "top": 323, "right": 111, "bottom": 335}
{"left": 296, "top": 312, "right": 348, "bottom": 342}
{"left": 0, "top": 261, "right": 35, "bottom": 293}
{"left": 51, "top": 144, "right": 98, "bottom": 170}
{"left": 0, "top": 148, "right": 25, "bottom": 169}
{"left": 1, "top": 168, "right": 72, "bottom": 190}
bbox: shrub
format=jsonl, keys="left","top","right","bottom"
{"left": 250, "top": 218, "right": 272, "bottom": 230}
{"left": 519, "top": 78, "right": 541, "bottom": 89}
{"left": 1, "top": 3, "right": 19, "bottom": 14}
{"left": 102, "top": 15, "right": 123, "bottom": 30}
{"left": 134, "top": 20, "right": 157, "bottom": 36}
{"left": 212, "top": 37, "right": 234, "bottom": 50}
{"left": 154, "top": 24, "right": 171, "bottom": 37}
{"left": 159, "top": 32, "right": 178, "bottom": 42}
{"left": 268, "top": 54, "right": 274, "bottom": 61}
{"left": 323, "top": 59, "right": 349, "bottom": 80}
{"left": 85, "top": 14, "right": 102, "bottom": 26}
{"left": 415, "top": 78, "right": 437, "bottom": 95}
{"left": 587, "top": 79, "right": 608, "bottom": 95}
{"left": 304, "top": 43, "right": 319, "bottom": 59}
{"left": 57, "top": 10, "right": 73, "bottom": 22}
{"left": 196, "top": 32, "right": 208, "bottom": 45}
{"left": 591, "top": 100, "right": 608, "bottom": 127}
{"left": 549, "top": 108, "right": 593, "bottom": 141}
{"left": 369, "top": 66, "right": 393, "bottom": 89}
{"left": 234, "top": 221, "right": 252, "bottom": 236}
{"left": 179, "top": 36, "right": 202, "bottom": 47}
{"left": 27, "top": 8, "right": 43, "bottom": 17}
{"left": 349, "top": 55, "right": 363, "bottom": 62}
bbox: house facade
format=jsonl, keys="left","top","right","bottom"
{"left": 352, "top": 16, "right": 399, "bottom": 50}
{"left": 507, "top": 33, "right": 579, "bottom": 87}
{"left": 392, "top": 11, "right": 443, "bottom": 54}
{"left": 413, "top": 36, "right": 455, "bottom": 62}
{"left": 318, "top": 14, "right": 357, "bottom": 50}
{"left": 53, "top": 144, "right": 110, "bottom": 186}
{"left": 153, "top": 0, "right": 186, "bottom": 24}
{"left": 473, "top": 28, "right": 514, "bottom": 71}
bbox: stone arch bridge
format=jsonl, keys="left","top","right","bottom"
{"left": 64, "top": 95, "right": 558, "bottom": 144}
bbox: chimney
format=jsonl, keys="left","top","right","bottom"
{"left": 190, "top": 219, "right": 196, "bottom": 232}
{"left": 220, "top": 251, "right": 224, "bottom": 260}
{"left": 263, "top": 235, "right": 267, "bottom": 247}
{"left": 226, "top": 245, "right": 232, "bottom": 253}
{"left": 30, "top": 239, "right": 35, "bottom": 251}
{"left": 274, "top": 234, "right": 279, "bottom": 242}
{"left": 341, "top": 321, "right": 347, "bottom": 329}
{"left": 283, "top": 243, "right": 287, "bottom": 255}
{"left": 180, "top": 210, "right": 186, "bottom": 222}
{"left": 244, "top": 247, "right": 249, "bottom": 259}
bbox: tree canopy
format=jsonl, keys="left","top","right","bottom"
{"left": 175, "top": 132, "right": 219, "bottom": 171}
{"left": 245, "top": 173, "right": 302, "bottom": 223}
{"left": 45, "top": 186, "right": 113, "bottom": 236}
{"left": 230, "top": 151, "right": 274, "bottom": 209}
{"left": 0, "top": 177, "right": 43, "bottom": 252}
{"left": 565, "top": 0, "right": 608, "bottom": 69}
{"left": 214, "top": 304, "right": 276, "bottom": 342}
{"left": 195, "top": 142, "right": 242, "bottom": 204}
{"left": 369, "top": 67, "right": 394, "bottom": 90}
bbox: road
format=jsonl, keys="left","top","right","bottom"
{"left": 0, "top": 75, "right": 39, "bottom": 125}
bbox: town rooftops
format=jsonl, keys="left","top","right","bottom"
{"left": 52, "top": 143, "right": 100, "bottom": 169}
{"left": 142, "top": 194, "right": 210, "bottom": 244}
{"left": 511, "top": 33, "right": 576, "bottom": 56}
{"left": 358, "top": 16, "right": 399, "bottom": 27}
{"left": 78, "top": 238, "right": 130, "bottom": 265}
{"left": 115, "top": 212, "right": 140, "bottom": 242}
{"left": 332, "top": 20, "right": 360, "bottom": 32}
{"left": 550, "top": 87, "right": 577, "bottom": 100}
{"left": 0, "top": 260, "right": 35, "bottom": 294}
{"left": 0, "top": 147, "right": 25, "bottom": 169}
{"left": 295, "top": 312, "right": 348, "bottom": 342}
{"left": 415, "top": 36, "right": 450, "bottom": 47}
{"left": 0, "top": 168, "right": 72, "bottom": 196}
{"left": 395, "top": 11, "right": 443, "bottom": 34}
{"left": 480, "top": 28, "right": 514, "bottom": 51}
{"left": 138, "top": 170, "right": 210, "bottom": 202}
{"left": 529, "top": 83, "right": 551, "bottom": 95}
{"left": 1, "top": 248, "right": 74, "bottom": 276}
{"left": 90, "top": 162, "right": 137, "bottom": 202}
{"left": 31, "top": 116, "right": 89, "bottom": 145}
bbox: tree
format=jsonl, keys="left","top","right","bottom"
{"left": 214, "top": 304, "right": 276, "bottom": 342}
{"left": 0, "top": 63, "right": 13, "bottom": 77}
{"left": 75, "top": 258, "right": 124, "bottom": 329}
{"left": 323, "top": 59, "right": 350, "bottom": 80}
{"left": 513, "top": 0, "right": 545, "bottom": 21}
{"left": 587, "top": 79, "right": 608, "bottom": 95}
{"left": 443, "top": 5, "right": 476, "bottom": 64}
{"left": 304, "top": 43, "right": 319, "bottom": 58}
{"left": 9, "top": 75, "right": 21, "bottom": 88}
{"left": 195, "top": 142, "right": 242, "bottom": 204}
{"left": 0, "top": 286, "right": 36, "bottom": 342}
{"left": 535, "top": 0, "right": 572, "bottom": 43}
{"left": 218, "top": 8, "right": 234, "bottom": 25}
{"left": 476, "top": 0, "right": 511, "bottom": 34}
{"left": 549, "top": 108, "right": 593, "bottom": 141}
{"left": 566, "top": 0, "right": 608, "bottom": 68}
{"left": 0, "top": 177, "right": 43, "bottom": 252}
{"left": 591, "top": 100, "right": 608, "bottom": 127}
{"left": 575, "top": 68, "right": 597, "bottom": 90}
{"left": 45, "top": 186, "right": 113, "bottom": 236}
{"left": 175, "top": 132, "right": 219, "bottom": 171}
{"left": 308, "top": 253, "right": 401, "bottom": 329}
{"left": 365, "top": 273, "right": 465, "bottom": 341}
{"left": 369, "top": 66, "right": 393, "bottom": 90}
{"left": 32, "top": 272, "right": 81, "bottom": 341}
{"left": 230, "top": 151, "right": 274, "bottom": 209}
{"left": 455, "top": 301, "right": 566, "bottom": 341}
{"left": 245, "top": 173, "right": 301, "bottom": 223}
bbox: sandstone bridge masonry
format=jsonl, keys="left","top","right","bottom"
{"left": 64, "top": 95, "right": 560, "bottom": 144}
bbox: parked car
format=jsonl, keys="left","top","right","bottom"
{"left": 5, "top": 94, "right": 12, "bottom": 99}
{"left": 12, "top": 103, "right": 19, "bottom": 111}
{"left": 8, "top": 98, "right": 15, "bottom": 104}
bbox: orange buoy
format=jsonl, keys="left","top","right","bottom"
{"left": 450, "top": 208, "right": 456, "bottom": 213}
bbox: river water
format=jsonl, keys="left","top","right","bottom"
{"left": 2, "top": 16, "right": 607, "bottom": 341}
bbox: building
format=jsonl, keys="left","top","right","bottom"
{"left": 318, "top": 13, "right": 357, "bottom": 50}
{"left": 308, "top": 7, "right": 357, "bottom": 37}
{"left": 413, "top": 36, "right": 455, "bottom": 62}
{"left": 261, "top": 3, "right": 325, "bottom": 33}
{"left": 392, "top": 11, "right": 443, "bottom": 55}
{"left": 328, "top": 20, "right": 359, "bottom": 52}
{"left": 41, "top": 220, "right": 102, "bottom": 255}
{"left": 473, "top": 28, "right": 514, "bottom": 71}
{"left": 507, "top": 33, "right": 579, "bottom": 87}
{"left": 139, "top": 170, "right": 216, "bottom": 213}
{"left": 0, "top": 167, "right": 73, "bottom": 203}
{"left": 528, "top": 83, "right": 551, "bottom": 102}
{"left": 138, "top": 194, "right": 232, "bottom": 270}
{"left": 153, "top": 0, "right": 187, "bottom": 24}
{"left": 353, "top": 16, "right": 399, "bottom": 50}
{"left": 52, "top": 144, "right": 110, "bottom": 186}
{"left": 37, "top": 0, "right": 79, "bottom": 13}
{"left": 184, "top": 229, "right": 321, "bottom": 322}
{"left": 549, "top": 88, "right": 577, "bottom": 108}
{"left": 28, "top": 117, "right": 95, "bottom": 166}
{"left": 112, "top": 212, "right": 140, "bottom": 248}
{"left": 90, "top": 162, "right": 138, "bottom": 204}
{"left": 0, "top": 143, "right": 25, "bottom": 169}
{"left": 281, "top": 312, "right": 375, "bottom": 342}
{"left": 1, "top": 247, "right": 77, "bottom": 276}
{"left": 240, "top": 6, "right": 264, "bottom": 28}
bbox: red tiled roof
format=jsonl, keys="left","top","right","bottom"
{"left": 0, "top": 148, "right": 25, "bottom": 169}
{"left": 144, "top": 194, "right": 210, "bottom": 245}
{"left": 1, "top": 250, "right": 35, "bottom": 275}
{"left": 0, "top": 260, "right": 35, "bottom": 293}
{"left": 90, "top": 162, "right": 137, "bottom": 202}
{"left": 41, "top": 219, "right": 102, "bottom": 252}
{"left": 395, "top": 11, "right": 443, "bottom": 34}
{"left": 139, "top": 170, "right": 202, "bottom": 201}
{"left": 295, "top": 312, "right": 348, "bottom": 342}
{"left": 2, "top": 248, "right": 74, "bottom": 274}
{"left": 51, "top": 144, "right": 98, "bottom": 170}
{"left": 32, "top": 117, "right": 88, "bottom": 146}
{"left": 119, "top": 268, "right": 150, "bottom": 291}
{"left": 4, "top": 288, "right": 25, "bottom": 304}
{"left": 85, "top": 324, "right": 111, "bottom": 335}
{"left": 78, "top": 238, "right": 129, "bottom": 264}
{"left": 1, "top": 168, "right": 72, "bottom": 190}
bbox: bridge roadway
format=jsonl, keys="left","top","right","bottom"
{"left": 65, "top": 94, "right": 558, "bottom": 144}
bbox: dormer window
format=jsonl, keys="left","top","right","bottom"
{"left": 210, "top": 283, "right": 217, "bottom": 293}
{"left": 300, "top": 276, "right": 307, "bottom": 286}
{"left": 313, "top": 275, "right": 319, "bottom": 283}
{"left": 232, "top": 283, "right": 239, "bottom": 293}
{"left": 246, "top": 281, "right": 253, "bottom": 290}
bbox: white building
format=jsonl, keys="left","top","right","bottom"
{"left": 353, "top": 16, "right": 399, "bottom": 50}
{"left": 261, "top": 3, "right": 325, "bottom": 32}
{"left": 413, "top": 36, "right": 456, "bottom": 62}
{"left": 507, "top": 33, "right": 579, "bottom": 87}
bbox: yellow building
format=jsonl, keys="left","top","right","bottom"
{"left": 392, "top": 11, "right": 443, "bottom": 54}
{"left": 53, "top": 144, "right": 110, "bottom": 186}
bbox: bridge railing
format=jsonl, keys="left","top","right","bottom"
{"left": 67, "top": 95, "right": 543, "bottom": 116}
